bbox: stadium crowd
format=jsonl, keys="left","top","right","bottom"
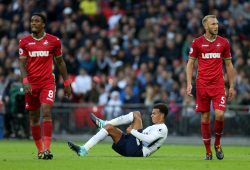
{"left": 0, "top": 0, "right": 250, "bottom": 137}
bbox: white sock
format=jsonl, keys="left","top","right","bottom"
{"left": 106, "top": 112, "right": 134, "bottom": 126}
{"left": 83, "top": 128, "right": 108, "bottom": 151}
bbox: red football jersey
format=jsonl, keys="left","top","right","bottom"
{"left": 19, "top": 33, "right": 62, "bottom": 85}
{"left": 189, "top": 35, "right": 231, "bottom": 88}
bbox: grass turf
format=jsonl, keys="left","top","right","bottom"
{"left": 0, "top": 140, "right": 250, "bottom": 170}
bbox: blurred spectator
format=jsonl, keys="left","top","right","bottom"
{"left": 85, "top": 80, "right": 100, "bottom": 104}
{"left": 144, "top": 84, "right": 161, "bottom": 106}
{"left": 122, "top": 85, "right": 140, "bottom": 104}
{"left": 104, "top": 90, "right": 122, "bottom": 120}
{"left": 229, "top": 0, "right": 244, "bottom": 19}
{"left": 98, "top": 83, "right": 109, "bottom": 106}
{"left": 72, "top": 68, "right": 92, "bottom": 101}
{"left": 108, "top": 6, "right": 123, "bottom": 30}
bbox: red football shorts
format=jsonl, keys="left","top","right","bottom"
{"left": 25, "top": 83, "right": 55, "bottom": 110}
{"left": 195, "top": 87, "right": 226, "bottom": 112}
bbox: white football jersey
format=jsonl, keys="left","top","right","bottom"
{"left": 131, "top": 123, "right": 168, "bottom": 157}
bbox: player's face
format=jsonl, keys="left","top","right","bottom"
{"left": 205, "top": 18, "right": 219, "bottom": 35}
{"left": 30, "top": 15, "right": 45, "bottom": 34}
{"left": 151, "top": 109, "right": 163, "bottom": 124}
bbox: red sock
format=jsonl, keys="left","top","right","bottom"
{"left": 31, "top": 125, "right": 43, "bottom": 153}
{"left": 214, "top": 120, "right": 224, "bottom": 146}
{"left": 43, "top": 121, "right": 53, "bottom": 151}
{"left": 201, "top": 122, "right": 211, "bottom": 154}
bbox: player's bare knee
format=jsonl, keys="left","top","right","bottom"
{"left": 215, "top": 111, "right": 224, "bottom": 120}
{"left": 29, "top": 113, "right": 40, "bottom": 125}
{"left": 41, "top": 105, "right": 52, "bottom": 120}
{"left": 42, "top": 109, "right": 52, "bottom": 120}
{"left": 133, "top": 111, "right": 142, "bottom": 121}
{"left": 201, "top": 112, "right": 210, "bottom": 122}
{"left": 105, "top": 124, "right": 115, "bottom": 133}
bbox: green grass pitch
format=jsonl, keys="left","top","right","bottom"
{"left": 0, "top": 140, "right": 249, "bottom": 170}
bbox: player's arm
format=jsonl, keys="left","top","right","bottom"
{"left": 19, "top": 54, "right": 32, "bottom": 94}
{"left": 19, "top": 39, "right": 31, "bottom": 94}
{"left": 19, "top": 57, "right": 28, "bottom": 79}
{"left": 186, "top": 58, "right": 196, "bottom": 97}
{"left": 54, "top": 56, "right": 72, "bottom": 97}
{"left": 54, "top": 56, "right": 69, "bottom": 82}
{"left": 224, "top": 39, "right": 235, "bottom": 101}
{"left": 130, "top": 129, "right": 164, "bottom": 144}
{"left": 224, "top": 59, "right": 235, "bottom": 101}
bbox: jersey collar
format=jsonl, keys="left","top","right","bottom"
{"left": 31, "top": 32, "right": 46, "bottom": 41}
{"left": 203, "top": 34, "right": 217, "bottom": 42}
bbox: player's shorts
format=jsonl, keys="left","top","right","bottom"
{"left": 112, "top": 131, "right": 143, "bottom": 157}
{"left": 25, "top": 83, "right": 55, "bottom": 111}
{"left": 196, "top": 87, "right": 226, "bottom": 112}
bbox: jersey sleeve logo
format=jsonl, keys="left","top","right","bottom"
{"left": 189, "top": 47, "right": 193, "bottom": 54}
{"left": 19, "top": 48, "right": 24, "bottom": 55}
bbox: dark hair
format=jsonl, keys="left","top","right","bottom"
{"left": 153, "top": 103, "right": 168, "bottom": 117}
{"left": 31, "top": 13, "right": 46, "bottom": 24}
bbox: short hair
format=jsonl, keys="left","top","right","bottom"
{"left": 202, "top": 15, "right": 216, "bottom": 26}
{"left": 31, "top": 13, "right": 46, "bottom": 24}
{"left": 153, "top": 103, "right": 168, "bottom": 117}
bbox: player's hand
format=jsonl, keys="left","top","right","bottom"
{"left": 24, "top": 83, "right": 32, "bottom": 94}
{"left": 126, "top": 126, "right": 133, "bottom": 134}
{"left": 228, "top": 87, "right": 235, "bottom": 101}
{"left": 64, "top": 85, "right": 72, "bottom": 98}
{"left": 186, "top": 84, "right": 193, "bottom": 97}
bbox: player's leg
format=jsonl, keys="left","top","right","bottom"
{"left": 213, "top": 109, "right": 224, "bottom": 160}
{"left": 69, "top": 111, "right": 141, "bottom": 156}
{"left": 106, "top": 111, "right": 136, "bottom": 127}
{"left": 107, "top": 123, "right": 143, "bottom": 157}
{"left": 40, "top": 84, "right": 55, "bottom": 160}
{"left": 105, "top": 114, "right": 143, "bottom": 157}
{"left": 25, "top": 91, "right": 44, "bottom": 159}
{"left": 201, "top": 112, "right": 212, "bottom": 160}
{"left": 212, "top": 88, "right": 226, "bottom": 160}
{"left": 90, "top": 111, "right": 137, "bottom": 128}
{"left": 68, "top": 124, "right": 122, "bottom": 156}
{"left": 196, "top": 88, "right": 212, "bottom": 160}
{"left": 29, "top": 109, "right": 43, "bottom": 158}
{"left": 127, "top": 111, "right": 143, "bottom": 130}
{"left": 68, "top": 127, "right": 111, "bottom": 156}
{"left": 41, "top": 103, "right": 53, "bottom": 159}
{"left": 105, "top": 124, "right": 123, "bottom": 143}
{"left": 214, "top": 109, "right": 224, "bottom": 146}
{"left": 83, "top": 111, "right": 142, "bottom": 153}
{"left": 83, "top": 125, "right": 122, "bottom": 151}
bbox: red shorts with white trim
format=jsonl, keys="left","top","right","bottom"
{"left": 25, "top": 83, "right": 55, "bottom": 111}
{"left": 195, "top": 87, "right": 226, "bottom": 112}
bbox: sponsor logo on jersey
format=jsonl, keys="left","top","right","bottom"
{"left": 202, "top": 53, "right": 221, "bottom": 59}
{"left": 28, "top": 51, "right": 49, "bottom": 57}
{"left": 202, "top": 44, "right": 209, "bottom": 47}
